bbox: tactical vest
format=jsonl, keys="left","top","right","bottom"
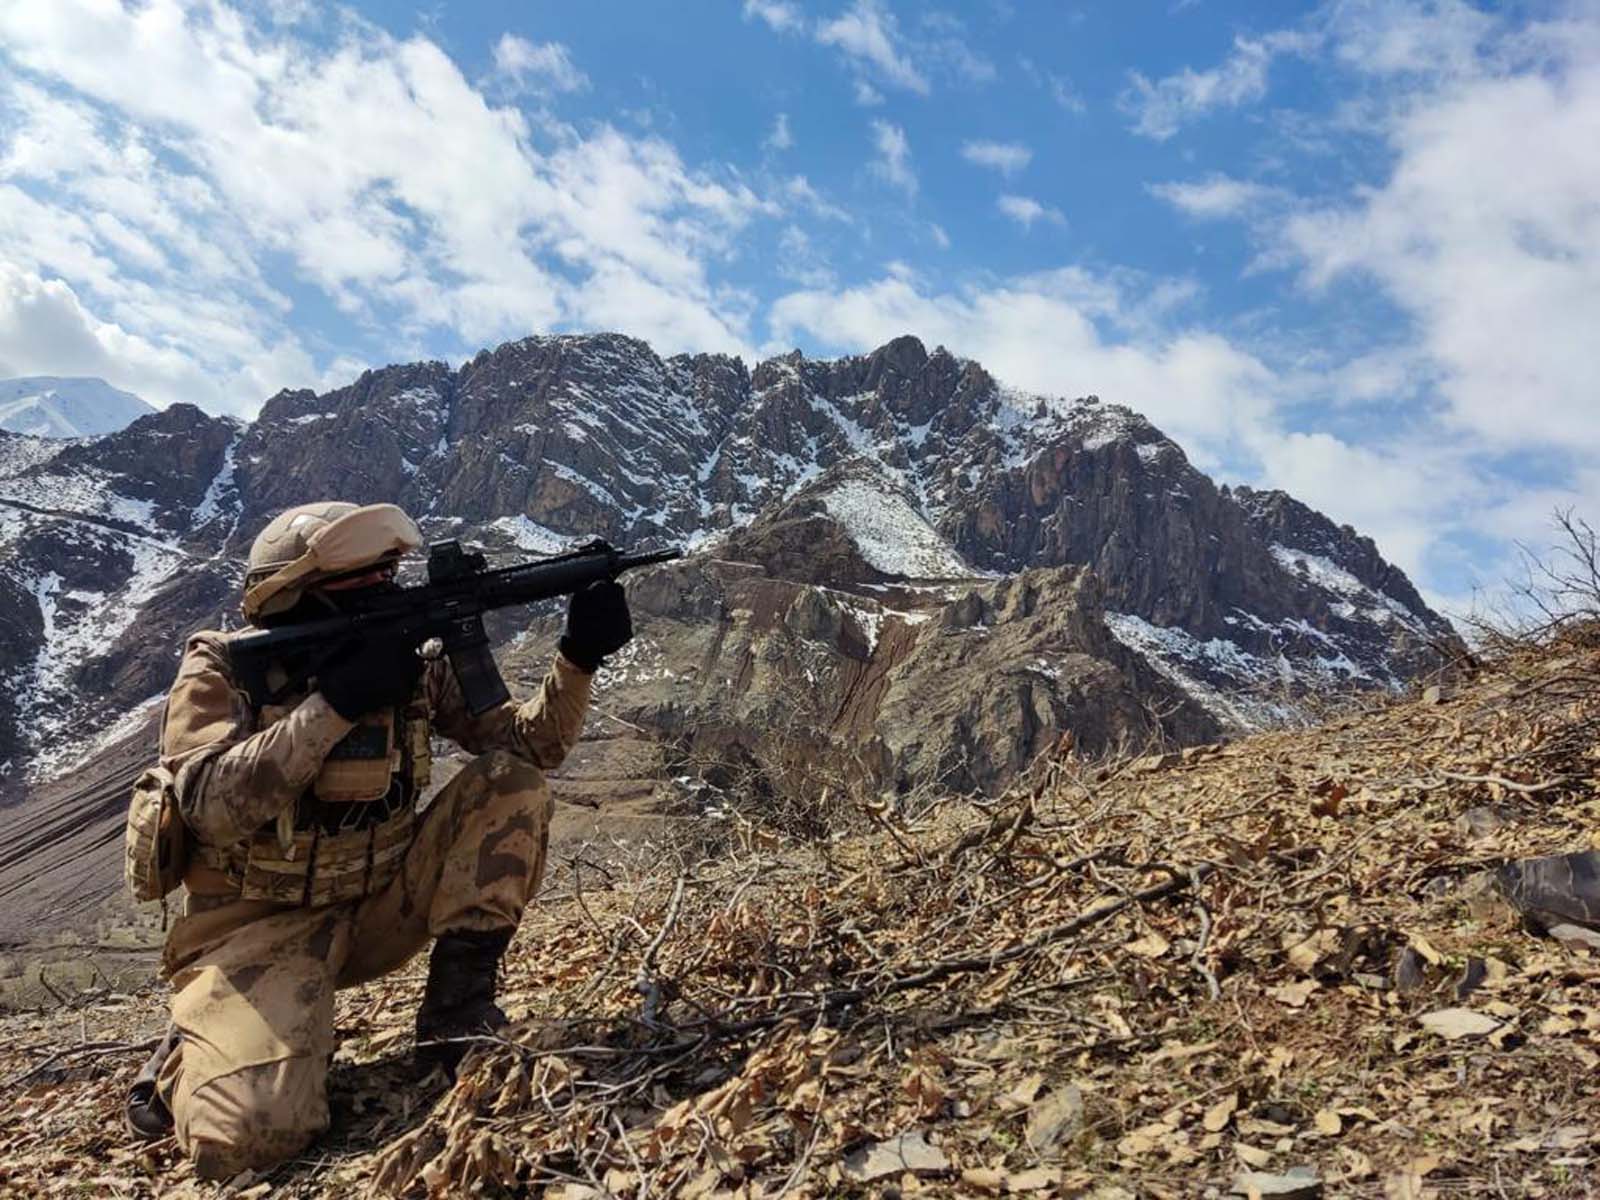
{"left": 192, "top": 681, "right": 433, "bottom": 908}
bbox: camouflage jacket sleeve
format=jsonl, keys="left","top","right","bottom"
{"left": 427, "top": 651, "right": 592, "bottom": 769}
{"left": 159, "top": 632, "right": 355, "bottom": 847}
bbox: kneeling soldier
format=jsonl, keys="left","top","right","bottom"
{"left": 124, "top": 501, "right": 631, "bottom": 1179}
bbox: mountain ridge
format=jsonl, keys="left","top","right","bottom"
{"left": 0, "top": 331, "right": 1454, "bottom": 798}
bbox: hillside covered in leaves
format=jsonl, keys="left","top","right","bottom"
{"left": 2, "top": 633, "right": 1598, "bottom": 1198}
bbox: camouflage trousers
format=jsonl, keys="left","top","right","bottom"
{"left": 156, "top": 751, "right": 552, "bottom": 1180}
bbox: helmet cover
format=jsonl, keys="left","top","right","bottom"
{"left": 243, "top": 501, "right": 422, "bottom": 621}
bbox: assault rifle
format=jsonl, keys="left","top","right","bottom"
{"left": 229, "top": 538, "right": 681, "bottom": 714}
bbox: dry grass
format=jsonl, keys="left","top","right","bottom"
{"left": 2, "top": 640, "right": 1598, "bottom": 1198}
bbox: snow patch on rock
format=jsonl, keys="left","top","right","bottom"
{"left": 1105, "top": 612, "right": 1292, "bottom": 730}
{"left": 820, "top": 478, "right": 975, "bottom": 579}
{"left": 1270, "top": 544, "right": 1431, "bottom": 635}
{"left": 487, "top": 515, "right": 573, "bottom": 555}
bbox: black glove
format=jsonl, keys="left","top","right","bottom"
{"left": 318, "top": 634, "right": 424, "bottom": 720}
{"left": 559, "top": 580, "right": 632, "bottom": 672}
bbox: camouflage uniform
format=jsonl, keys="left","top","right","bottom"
{"left": 151, "top": 631, "right": 591, "bottom": 1179}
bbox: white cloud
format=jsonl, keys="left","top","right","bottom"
{"left": 765, "top": 112, "right": 794, "bottom": 152}
{"left": 491, "top": 33, "right": 588, "bottom": 94}
{"left": 1122, "top": 31, "right": 1318, "bottom": 140}
{"left": 928, "top": 222, "right": 950, "bottom": 249}
{"left": 869, "top": 119, "right": 916, "bottom": 195}
{"left": 929, "top": 35, "right": 996, "bottom": 85}
{"left": 1019, "top": 56, "right": 1086, "bottom": 114}
{"left": 817, "top": 0, "right": 930, "bottom": 95}
{"left": 1277, "top": 34, "right": 1600, "bottom": 455}
{"left": 853, "top": 80, "right": 885, "bottom": 106}
{"left": 743, "top": 0, "right": 805, "bottom": 34}
{"left": 0, "top": 1, "right": 769, "bottom": 413}
{"left": 1048, "top": 72, "right": 1087, "bottom": 114}
{"left": 0, "top": 262, "right": 335, "bottom": 412}
{"left": 1245, "top": 427, "right": 1482, "bottom": 598}
{"left": 0, "top": 265, "right": 199, "bottom": 397}
{"left": 782, "top": 175, "right": 852, "bottom": 224}
{"left": 1150, "top": 174, "right": 1287, "bottom": 218}
{"left": 996, "top": 194, "right": 1064, "bottom": 229}
{"left": 1326, "top": 0, "right": 1496, "bottom": 78}
{"left": 960, "top": 139, "right": 1032, "bottom": 176}
{"left": 1159, "top": 7, "right": 1600, "bottom": 466}
{"left": 775, "top": 225, "right": 836, "bottom": 288}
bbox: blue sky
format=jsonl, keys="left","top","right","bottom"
{"left": 1, "top": 0, "right": 1597, "bottom": 613}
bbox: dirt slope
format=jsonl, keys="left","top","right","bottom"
{"left": 0, "top": 714, "right": 160, "bottom": 947}
{"left": 1, "top": 641, "right": 1597, "bottom": 1198}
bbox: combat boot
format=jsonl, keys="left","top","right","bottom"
{"left": 414, "top": 927, "right": 513, "bottom": 1077}
{"left": 125, "top": 1020, "right": 179, "bottom": 1141}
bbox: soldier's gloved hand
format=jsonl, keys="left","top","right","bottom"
{"left": 559, "top": 580, "right": 632, "bottom": 673}
{"left": 318, "top": 634, "right": 424, "bottom": 720}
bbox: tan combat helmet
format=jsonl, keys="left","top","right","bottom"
{"left": 242, "top": 501, "right": 424, "bottom": 623}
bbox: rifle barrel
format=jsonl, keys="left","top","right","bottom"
{"left": 619, "top": 547, "right": 683, "bottom": 570}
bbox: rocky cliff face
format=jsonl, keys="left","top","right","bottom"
{"left": 509, "top": 539, "right": 1220, "bottom": 808}
{"left": 0, "top": 332, "right": 1455, "bottom": 802}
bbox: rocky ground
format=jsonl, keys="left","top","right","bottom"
{"left": 2, "top": 636, "right": 1597, "bottom": 1199}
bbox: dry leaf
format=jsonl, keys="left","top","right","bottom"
{"left": 1407, "top": 933, "right": 1445, "bottom": 966}
{"left": 1025, "top": 1085, "right": 1084, "bottom": 1154}
{"left": 1230, "top": 1166, "right": 1322, "bottom": 1198}
{"left": 840, "top": 1131, "right": 949, "bottom": 1182}
{"left": 1147, "top": 1040, "right": 1219, "bottom": 1065}
{"left": 1418, "top": 1008, "right": 1501, "bottom": 1040}
{"left": 1544, "top": 1126, "right": 1589, "bottom": 1151}
{"left": 1236, "top": 1143, "right": 1272, "bottom": 1168}
{"left": 1269, "top": 979, "right": 1318, "bottom": 1008}
{"left": 1313, "top": 1109, "right": 1342, "bottom": 1136}
{"left": 1127, "top": 929, "right": 1171, "bottom": 958}
{"left": 1339, "top": 1147, "right": 1375, "bottom": 1180}
{"left": 1003, "top": 1072, "right": 1045, "bottom": 1109}
{"left": 1203, "top": 1092, "right": 1240, "bottom": 1133}
{"left": 961, "top": 1167, "right": 1004, "bottom": 1193}
{"left": 1284, "top": 928, "right": 1339, "bottom": 973}
{"left": 1006, "top": 1167, "right": 1061, "bottom": 1192}
{"left": 902, "top": 1067, "right": 946, "bottom": 1119}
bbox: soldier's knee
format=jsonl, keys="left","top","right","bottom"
{"left": 469, "top": 751, "right": 546, "bottom": 802}
{"left": 178, "top": 1058, "right": 328, "bottom": 1180}
{"left": 483, "top": 748, "right": 544, "bottom": 789}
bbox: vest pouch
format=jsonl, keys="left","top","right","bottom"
{"left": 125, "top": 765, "right": 188, "bottom": 902}
{"left": 406, "top": 704, "right": 432, "bottom": 793}
{"left": 240, "top": 806, "right": 414, "bottom": 907}
{"left": 314, "top": 709, "right": 397, "bottom": 803}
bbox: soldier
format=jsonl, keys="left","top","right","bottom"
{"left": 123, "top": 501, "right": 631, "bottom": 1180}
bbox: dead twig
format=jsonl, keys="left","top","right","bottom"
{"left": 635, "top": 873, "right": 687, "bottom": 1027}
{"left": 1435, "top": 769, "right": 1571, "bottom": 795}
{"left": 2, "top": 1036, "right": 160, "bottom": 1090}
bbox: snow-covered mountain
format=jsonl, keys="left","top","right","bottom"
{"left": 0, "top": 332, "right": 1457, "bottom": 795}
{"left": 0, "top": 377, "right": 155, "bottom": 439}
